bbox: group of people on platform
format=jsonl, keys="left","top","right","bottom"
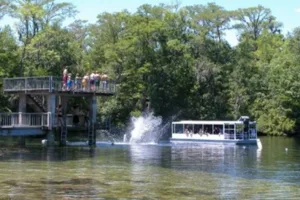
{"left": 62, "top": 68, "right": 109, "bottom": 91}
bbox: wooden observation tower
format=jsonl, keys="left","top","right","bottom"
{"left": 0, "top": 76, "right": 115, "bottom": 146}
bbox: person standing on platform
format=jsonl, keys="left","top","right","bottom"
{"left": 62, "top": 68, "right": 68, "bottom": 90}
{"left": 101, "top": 72, "right": 108, "bottom": 91}
{"left": 90, "top": 71, "right": 95, "bottom": 91}
{"left": 82, "top": 73, "right": 89, "bottom": 91}
{"left": 75, "top": 74, "right": 81, "bottom": 91}
{"left": 67, "top": 73, "right": 72, "bottom": 91}
{"left": 94, "top": 71, "right": 100, "bottom": 91}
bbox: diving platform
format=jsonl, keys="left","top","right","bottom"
{"left": 3, "top": 76, "right": 116, "bottom": 96}
{"left": 1, "top": 76, "right": 116, "bottom": 146}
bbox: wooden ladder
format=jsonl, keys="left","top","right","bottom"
{"left": 60, "top": 117, "right": 68, "bottom": 146}
{"left": 87, "top": 120, "right": 95, "bottom": 145}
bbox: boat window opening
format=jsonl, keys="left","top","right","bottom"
{"left": 174, "top": 124, "right": 184, "bottom": 134}
{"left": 194, "top": 124, "right": 202, "bottom": 135}
{"left": 213, "top": 125, "right": 223, "bottom": 135}
{"left": 204, "top": 125, "right": 212, "bottom": 134}
{"left": 236, "top": 124, "right": 244, "bottom": 139}
{"left": 224, "top": 124, "right": 235, "bottom": 139}
{"left": 186, "top": 125, "right": 193, "bottom": 134}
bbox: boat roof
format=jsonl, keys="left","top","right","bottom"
{"left": 172, "top": 120, "right": 256, "bottom": 125}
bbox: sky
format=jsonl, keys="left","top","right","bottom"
{"left": 2, "top": 0, "right": 300, "bottom": 46}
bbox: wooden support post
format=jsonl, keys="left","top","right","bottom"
{"left": 47, "top": 94, "right": 56, "bottom": 146}
{"left": 17, "top": 94, "right": 29, "bottom": 145}
{"left": 88, "top": 95, "right": 97, "bottom": 146}
{"left": 19, "top": 94, "right": 26, "bottom": 112}
{"left": 18, "top": 94, "right": 26, "bottom": 126}
{"left": 16, "top": 91, "right": 27, "bottom": 146}
{"left": 60, "top": 96, "right": 68, "bottom": 146}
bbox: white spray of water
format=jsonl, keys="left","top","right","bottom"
{"left": 127, "top": 112, "right": 162, "bottom": 144}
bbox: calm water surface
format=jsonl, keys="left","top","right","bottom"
{"left": 0, "top": 137, "right": 300, "bottom": 199}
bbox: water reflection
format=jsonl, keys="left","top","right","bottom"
{"left": 169, "top": 144, "right": 259, "bottom": 177}
{"left": 0, "top": 137, "right": 299, "bottom": 199}
{"left": 126, "top": 141, "right": 300, "bottom": 184}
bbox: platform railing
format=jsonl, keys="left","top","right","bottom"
{"left": 3, "top": 76, "right": 53, "bottom": 92}
{"left": 3, "top": 77, "right": 26, "bottom": 91}
{"left": 3, "top": 76, "right": 116, "bottom": 94}
{"left": 0, "top": 112, "right": 49, "bottom": 128}
{"left": 224, "top": 131, "right": 257, "bottom": 140}
{"left": 26, "top": 77, "right": 50, "bottom": 91}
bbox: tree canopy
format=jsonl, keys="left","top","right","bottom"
{"left": 0, "top": 1, "right": 299, "bottom": 135}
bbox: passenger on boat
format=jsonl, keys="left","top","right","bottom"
{"left": 184, "top": 127, "right": 189, "bottom": 137}
{"left": 189, "top": 126, "right": 193, "bottom": 137}
{"left": 198, "top": 128, "right": 203, "bottom": 136}
{"left": 214, "top": 127, "right": 219, "bottom": 135}
{"left": 204, "top": 127, "right": 209, "bottom": 136}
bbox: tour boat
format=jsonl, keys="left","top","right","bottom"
{"left": 171, "top": 116, "right": 257, "bottom": 145}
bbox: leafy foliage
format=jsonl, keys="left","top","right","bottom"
{"left": 1, "top": 1, "right": 300, "bottom": 135}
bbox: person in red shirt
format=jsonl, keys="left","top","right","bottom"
{"left": 62, "top": 68, "right": 68, "bottom": 90}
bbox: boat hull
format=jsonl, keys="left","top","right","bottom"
{"left": 170, "top": 138, "right": 257, "bottom": 145}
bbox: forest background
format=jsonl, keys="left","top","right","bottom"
{"left": 1, "top": 0, "right": 300, "bottom": 136}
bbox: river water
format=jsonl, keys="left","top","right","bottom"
{"left": 0, "top": 137, "right": 299, "bottom": 199}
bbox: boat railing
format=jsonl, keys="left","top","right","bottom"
{"left": 224, "top": 131, "right": 257, "bottom": 140}
{"left": 249, "top": 129, "right": 257, "bottom": 139}
{"left": 0, "top": 112, "right": 49, "bottom": 128}
{"left": 224, "top": 132, "right": 235, "bottom": 139}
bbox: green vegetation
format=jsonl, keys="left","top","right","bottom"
{"left": 1, "top": 0, "right": 300, "bottom": 135}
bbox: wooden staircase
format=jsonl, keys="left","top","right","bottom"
{"left": 27, "top": 95, "right": 47, "bottom": 112}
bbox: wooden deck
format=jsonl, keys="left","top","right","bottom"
{"left": 0, "top": 127, "right": 45, "bottom": 136}
{"left": 0, "top": 112, "right": 87, "bottom": 137}
{"left": 1, "top": 76, "right": 113, "bottom": 143}
{"left": 3, "top": 76, "right": 116, "bottom": 96}
{"left": 0, "top": 113, "right": 49, "bottom": 128}
{"left": 0, "top": 112, "right": 106, "bottom": 136}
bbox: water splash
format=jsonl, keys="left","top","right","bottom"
{"left": 126, "top": 112, "right": 163, "bottom": 144}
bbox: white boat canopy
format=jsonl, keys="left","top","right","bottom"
{"left": 172, "top": 120, "right": 243, "bottom": 125}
